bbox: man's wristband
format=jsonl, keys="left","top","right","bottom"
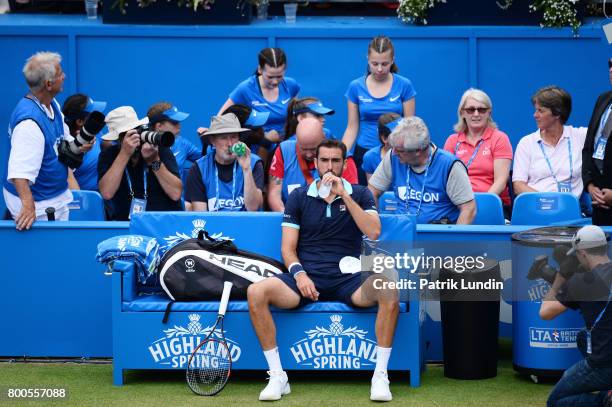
{"left": 288, "top": 262, "right": 306, "bottom": 279}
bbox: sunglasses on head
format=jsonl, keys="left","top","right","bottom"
{"left": 463, "top": 107, "right": 489, "bottom": 114}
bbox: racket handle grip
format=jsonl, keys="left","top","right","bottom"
{"left": 218, "top": 281, "right": 233, "bottom": 316}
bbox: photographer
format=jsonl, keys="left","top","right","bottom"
{"left": 62, "top": 93, "right": 107, "bottom": 191}
{"left": 98, "top": 106, "right": 182, "bottom": 220}
{"left": 3, "top": 52, "right": 73, "bottom": 229}
{"left": 539, "top": 225, "right": 612, "bottom": 407}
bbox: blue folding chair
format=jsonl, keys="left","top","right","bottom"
{"left": 378, "top": 191, "right": 399, "bottom": 214}
{"left": 510, "top": 192, "right": 581, "bottom": 226}
{"left": 473, "top": 193, "right": 505, "bottom": 225}
{"left": 68, "top": 190, "right": 105, "bottom": 221}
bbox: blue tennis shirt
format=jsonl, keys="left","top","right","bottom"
{"left": 282, "top": 180, "right": 378, "bottom": 277}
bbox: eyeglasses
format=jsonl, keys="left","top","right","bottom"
{"left": 463, "top": 107, "right": 489, "bottom": 114}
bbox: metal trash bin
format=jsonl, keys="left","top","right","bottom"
{"left": 439, "top": 258, "right": 502, "bottom": 379}
{"left": 511, "top": 227, "right": 586, "bottom": 380}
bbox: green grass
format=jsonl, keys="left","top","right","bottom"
{"left": 0, "top": 342, "right": 554, "bottom": 406}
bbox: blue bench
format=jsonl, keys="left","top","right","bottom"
{"left": 111, "top": 212, "right": 425, "bottom": 386}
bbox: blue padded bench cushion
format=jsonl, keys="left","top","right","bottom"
{"left": 122, "top": 294, "right": 408, "bottom": 313}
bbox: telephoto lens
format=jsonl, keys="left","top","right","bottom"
{"left": 136, "top": 125, "right": 175, "bottom": 147}
{"left": 67, "top": 111, "right": 106, "bottom": 154}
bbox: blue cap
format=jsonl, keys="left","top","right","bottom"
{"left": 84, "top": 97, "right": 107, "bottom": 113}
{"left": 162, "top": 106, "right": 189, "bottom": 122}
{"left": 294, "top": 101, "right": 335, "bottom": 116}
{"left": 385, "top": 118, "right": 402, "bottom": 133}
{"left": 303, "top": 101, "right": 334, "bottom": 116}
{"left": 245, "top": 109, "right": 269, "bottom": 127}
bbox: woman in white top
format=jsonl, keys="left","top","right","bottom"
{"left": 512, "top": 86, "right": 587, "bottom": 198}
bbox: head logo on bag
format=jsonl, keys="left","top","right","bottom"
{"left": 158, "top": 232, "right": 288, "bottom": 301}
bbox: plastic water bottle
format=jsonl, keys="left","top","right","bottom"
{"left": 318, "top": 181, "right": 331, "bottom": 199}
{"left": 229, "top": 142, "right": 247, "bottom": 157}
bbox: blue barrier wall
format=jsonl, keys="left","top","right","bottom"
{"left": 0, "top": 15, "right": 609, "bottom": 212}
{"left": 0, "top": 221, "right": 128, "bottom": 357}
{"left": 7, "top": 221, "right": 611, "bottom": 359}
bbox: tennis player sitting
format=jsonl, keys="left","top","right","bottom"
{"left": 247, "top": 135, "right": 399, "bottom": 402}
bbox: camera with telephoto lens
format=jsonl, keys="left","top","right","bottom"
{"left": 527, "top": 245, "right": 585, "bottom": 284}
{"left": 58, "top": 111, "right": 106, "bottom": 169}
{"left": 134, "top": 124, "right": 175, "bottom": 147}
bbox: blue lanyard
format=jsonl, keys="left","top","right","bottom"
{"left": 597, "top": 104, "right": 612, "bottom": 142}
{"left": 214, "top": 161, "right": 237, "bottom": 211}
{"left": 405, "top": 146, "right": 432, "bottom": 217}
{"left": 538, "top": 136, "right": 572, "bottom": 192}
{"left": 454, "top": 138, "right": 484, "bottom": 169}
{"left": 125, "top": 168, "right": 148, "bottom": 199}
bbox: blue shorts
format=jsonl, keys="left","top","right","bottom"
{"left": 276, "top": 272, "right": 372, "bottom": 307}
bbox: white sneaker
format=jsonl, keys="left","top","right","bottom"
{"left": 258, "top": 370, "right": 291, "bottom": 401}
{"left": 370, "top": 370, "right": 392, "bottom": 402}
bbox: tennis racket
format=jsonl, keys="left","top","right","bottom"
{"left": 186, "top": 281, "right": 233, "bottom": 396}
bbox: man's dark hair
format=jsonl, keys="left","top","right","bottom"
{"left": 316, "top": 139, "right": 347, "bottom": 160}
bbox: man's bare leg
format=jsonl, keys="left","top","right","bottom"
{"left": 352, "top": 275, "right": 399, "bottom": 402}
{"left": 247, "top": 277, "right": 301, "bottom": 401}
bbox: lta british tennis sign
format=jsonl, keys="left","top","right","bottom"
{"left": 289, "top": 315, "right": 377, "bottom": 369}
{"left": 147, "top": 314, "right": 242, "bottom": 368}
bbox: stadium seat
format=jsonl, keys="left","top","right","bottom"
{"left": 510, "top": 192, "right": 581, "bottom": 225}
{"left": 473, "top": 193, "right": 505, "bottom": 225}
{"left": 68, "top": 190, "right": 105, "bottom": 221}
{"left": 379, "top": 191, "right": 399, "bottom": 214}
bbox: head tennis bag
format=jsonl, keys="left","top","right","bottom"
{"left": 158, "top": 230, "right": 287, "bottom": 301}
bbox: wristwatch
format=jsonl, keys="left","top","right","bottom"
{"left": 149, "top": 160, "right": 162, "bottom": 172}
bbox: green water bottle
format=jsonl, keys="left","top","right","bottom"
{"left": 229, "top": 142, "right": 247, "bottom": 157}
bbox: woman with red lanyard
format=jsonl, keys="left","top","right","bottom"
{"left": 444, "top": 88, "right": 513, "bottom": 217}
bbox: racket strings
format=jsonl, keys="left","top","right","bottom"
{"left": 186, "top": 339, "right": 232, "bottom": 396}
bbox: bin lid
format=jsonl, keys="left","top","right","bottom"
{"left": 511, "top": 226, "right": 603, "bottom": 247}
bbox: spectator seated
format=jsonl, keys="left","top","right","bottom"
{"left": 111, "top": 212, "right": 425, "bottom": 387}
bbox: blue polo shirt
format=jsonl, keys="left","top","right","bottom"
{"left": 345, "top": 73, "right": 416, "bottom": 149}
{"left": 362, "top": 145, "right": 383, "bottom": 175}
{"left": 229, "top": 75, "right": 300, "bottom": 137}
{"left": 282, "top": 180, "right": 377, "bottom": 277}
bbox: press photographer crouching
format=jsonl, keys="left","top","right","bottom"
{"left": 97, "top": 106, "right": 182, "bottom": 220}
{"left": 537, "top": 225, "right": 612, "bottom": 406}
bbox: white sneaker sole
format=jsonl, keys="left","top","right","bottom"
{"left": 370, "top": 392, "right": 392, "bottom": 402}
{"left": 258, "top": 383, "right": 291, "bottom": 401}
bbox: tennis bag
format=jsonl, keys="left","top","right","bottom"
{"left": 158, "top": 230, "right": 287, "bottom": 301}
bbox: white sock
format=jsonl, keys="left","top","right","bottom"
{"left": 263, "top": 347, "right": 283, "bottom": 372}
{"left": 375, "top": 346, "right": 392, "bottom": 373}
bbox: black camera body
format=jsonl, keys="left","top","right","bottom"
{"left": 135, "top": 124, "right": 175, "bottom": 147}
{"left": 527, "top": 245, "right": 584, "bottom": 284}
{"left": 58, "top": 111, "right": 106, "bottom": 169}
